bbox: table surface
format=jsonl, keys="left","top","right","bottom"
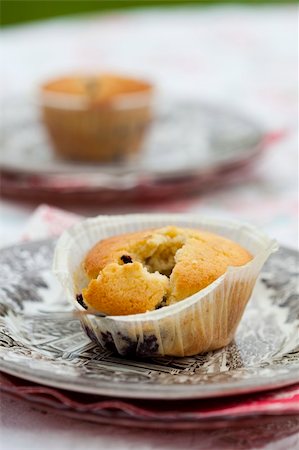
{"left": 0, "top": 5, "right": 298, "bottom": 450}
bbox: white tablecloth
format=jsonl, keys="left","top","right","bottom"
{"left": 0, "top": 5, "right": 298, "bottom": 449}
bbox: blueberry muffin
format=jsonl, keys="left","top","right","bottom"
{"left": 54, "top": 214, "right": 276, "bottom": 356}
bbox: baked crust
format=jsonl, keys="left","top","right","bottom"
{"left": 42, "top": 74, "right": 153, "bottom": 105}
{"left": 82, "top": 226, "right": 252, "bottom": 315}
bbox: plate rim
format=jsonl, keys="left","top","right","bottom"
{"left": 1, "top": 360, "right": 299, "bottom": 400}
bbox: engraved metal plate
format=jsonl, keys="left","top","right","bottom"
{"left": 0, "top": 239, "right": 298, "bottom": 399}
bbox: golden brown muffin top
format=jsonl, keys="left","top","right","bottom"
{"left": 42, "top": 74, "right": 152, "bottom": 104}
{"left": 82, "top": 226, "right": 253, "bottom": 315}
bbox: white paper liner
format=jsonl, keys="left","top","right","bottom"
{"left": 53, "top": 214, "right": 278, "bottom": 357}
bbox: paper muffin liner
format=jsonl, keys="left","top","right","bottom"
{"left": 42, "top": 104, "right": 152, "bottom": 162}
{"left": 53, "top": 214, "right": 278, "bottom": 357}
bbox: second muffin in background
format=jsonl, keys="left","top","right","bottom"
{"left": 40, "top": 73, "right": 153, "bottom": 162}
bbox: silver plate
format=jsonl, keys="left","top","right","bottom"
{"left": 0, "top": 239, "right": 298, "bottom": 399}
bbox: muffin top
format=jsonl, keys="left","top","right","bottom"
{"left": 42, "top": 74, "right": 152, "bottom": 105}
{"left": 81, "top": 226, "right": 252, "bottom": 316}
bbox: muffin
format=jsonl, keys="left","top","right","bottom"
{"left": 82, "top": 226, "right": 253, "bottom": 315}
{"left": 40, "top": 74, "right": 153, "bottom": 162}
{"left": 53, "top": 214, "right": 277, "bottom": 357}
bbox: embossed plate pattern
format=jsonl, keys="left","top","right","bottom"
{"left": 0, "top": 239, "right": 298, "bottom": 399}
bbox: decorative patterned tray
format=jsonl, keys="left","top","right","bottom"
{"left": 0, "top": 239, "right": 298, "bottom": 400}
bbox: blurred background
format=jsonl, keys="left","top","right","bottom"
{"left": 0, "top": 0, "right": 298, "bottom": 247}
{"left": 2, "top": 1, "right": 297, "bottom": 26}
